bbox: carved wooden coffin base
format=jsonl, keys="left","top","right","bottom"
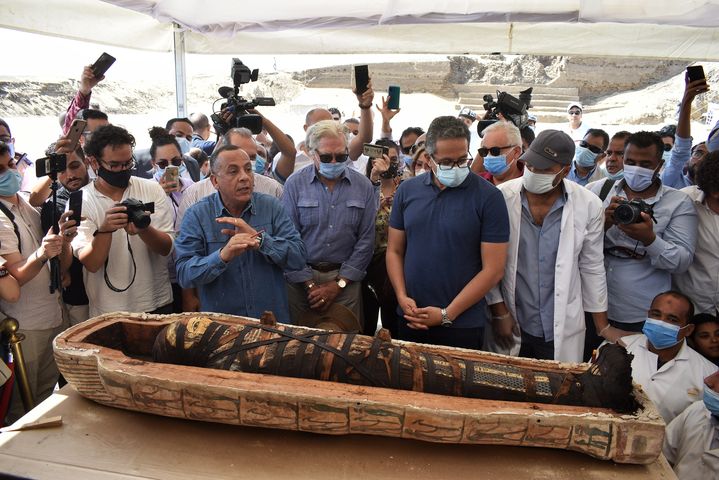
{"left": 53, "top": 312, "right": 666, "bottom": 464}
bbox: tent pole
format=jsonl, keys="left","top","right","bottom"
{"left": 173, "top": 22, "right": 187, "bottom": 117}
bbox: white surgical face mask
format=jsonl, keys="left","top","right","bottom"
{"left": 522, "top": 167, "right": 563, "bottom": 194}
{"left": 623, "top": 164, "right": 657, "bottom": 192}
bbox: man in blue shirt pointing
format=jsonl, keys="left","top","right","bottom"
{"left": 175, "top": 145, "right": 306, "bottom": 322}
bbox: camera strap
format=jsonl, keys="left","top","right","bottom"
{"left": 599, "top": 179, "right": 616, "bottom": 202}
{"left": 0, "top": 202, "right": 21, "bottom": 252}
{"left": 103, "top": 232, "right": 137, "bottom": 293}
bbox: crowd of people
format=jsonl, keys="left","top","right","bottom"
{"left": 1, "top": 63, "right": 719, "bottom": 476}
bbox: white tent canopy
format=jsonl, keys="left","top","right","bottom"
{"left": 3, "top": 0, "right": 719, "bottom": 60}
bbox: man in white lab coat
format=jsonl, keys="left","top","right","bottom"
{"left": 486, "top": 130, "right": 625, "bottom": 362}
{"left": 623, "top": 290, "right": 718, "bottom": 423}
{"left": 663, "top": 370, "right": 719, "bottom": 480}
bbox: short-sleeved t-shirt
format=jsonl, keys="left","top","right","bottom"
{"left": 389, "top": 172, "right": 510, "bottom": 328}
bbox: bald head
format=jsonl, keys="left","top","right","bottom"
{"left": 190, "top": 112, "right": 211, "bottom": 140}
{"left": 304, "top": 108, "right": 333, "bottom": 131}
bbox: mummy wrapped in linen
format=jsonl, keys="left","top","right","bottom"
{"left": 153, "top": 315, "right": 639, "bottom": 413}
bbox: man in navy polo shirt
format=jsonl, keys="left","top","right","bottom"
{"left": 386, "top": 115, "right": 510, "bottom": 349}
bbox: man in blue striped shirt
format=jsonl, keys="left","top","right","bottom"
{"left": 282, "top": 120, "right": 379, "bottom": 329}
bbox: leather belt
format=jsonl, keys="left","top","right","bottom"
{"left": 309, "top": 262, "right": 342, "bottom": 272}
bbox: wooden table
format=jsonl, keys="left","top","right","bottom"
{"left": 0, "top": 386, "right": 677, "bottom": 479}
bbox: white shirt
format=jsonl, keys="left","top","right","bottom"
{"left": 72, "top": 177, "right": 174, "bottom": 317}
{"left": 176, "top": 174, "right": 283, "bottom": 232}
{"left": 563, "top": 122, "right": 591, "bottom": 144}
{"left": 0, "top": 194, "right": 65, "bottom": 330}
{"left": 664, "top": 400, "right": 719, "bottom": 480}
{"left": 674, "top": 185, "right": 719, "bottom": 314}
{"left": 623, "top": 334, "right": 718, "bottom": 423}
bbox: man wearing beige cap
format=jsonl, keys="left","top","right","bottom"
{"left": 564, "top": 102, "right": 591, "bottom": 145}
{"left": 485, "top": 129, "right": 624, "bottom": 362}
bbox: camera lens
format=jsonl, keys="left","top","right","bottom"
{"left": 613, "top": 204, "right": 639, "bottom": 225}
{"left": 127, "top": 208, "right": 151, "bottom": 229}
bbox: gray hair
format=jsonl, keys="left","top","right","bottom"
{"left": 424, "top": 116, "right": 470, "bottom": 156}
{"left": 210, "top": 144, "right": 242, "bottom": 174}
{"left": 481, "top": 121, "right": 521, "bottom": 147}
{"left": 305, "top": 120, "right": 349, "bottom": 152}
{"left": 224, "top": 127, "right": 254, "bottom": 144}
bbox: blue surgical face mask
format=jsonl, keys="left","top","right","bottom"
{"left": 6, "top": 142, "right": 15, "bottom": 159}
{"left": 600, "top": 163, "right": 624, "bottom": 181}
{"left": 153, "top": 166, "right": 165, "bottom": 182}
{"left": 253, "top": 155, "right": 267, "bottom": 174}
{"left": 176, "top": 137, "right": 191, "bottom": 155}
{"left": 703, "top": 384, "right": 719, "bottom": 416}
{"left": 179, "top": 163, "right": 189, "bottom": 179}
{"left": 642, "top": 317, "right": 686, "bottom": 349}
{"left": 434, "top": 165, "right": 470, "bottom": 188}
{"left": 574, "top": 145, "right": 599, "bottom": 168}
{"left": 623, "top": 164, "right": 657, "bottom": 192}
{"left": 483, "top": 155, "right": 513, "bottom": 176}
{"left": 662, "top": 150, "right": 672, "bottom": 163}
{"left": 0, "top": 169, "right": 23, "bottom": 196}
{"left": 318, "top": 160, "right": 347, "bottom": 179}
{"left": 400, "top": 153, "right": 413, "bottom": 167}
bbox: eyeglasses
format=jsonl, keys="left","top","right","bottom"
{"left": 663, "top": 143, "right": 673, "bottom": 152}
{"left": 477, "top": 145, "right": 515, "bottom": 157}
{"left": 156, "top": 157, "right": 183, "bottom": 169}
{"left": 579, "top": 140, "right": 603, "bottom": 154}
{"left": 605, "top": 150, "right": 624, "bottom": 157}
{"left": 0, "top": 135, "right": 11, "bottom": 143}
{"left": 431, "top": 156, "right": 470, "bottom": 170}
{"left": 410, "top": 141, "right": 426, "bottom": 155}
{"left": 568, "top": 110, "right": 582, "bottom": 116}
{"left": 101, "top": 156, "right": 136, "bottom": 171}
{"left": 317, "top": 152, "right": 350, "bottom": 163}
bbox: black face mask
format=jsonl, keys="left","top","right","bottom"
{"left": 97, "top": 166, "right": 131, "bottom": 189}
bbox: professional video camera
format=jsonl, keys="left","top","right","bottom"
{"left": 211, "top": 58, "right": 276, "bottom": 136}
{"left": 477, "top": 87, "right": 533, "bottom": 136}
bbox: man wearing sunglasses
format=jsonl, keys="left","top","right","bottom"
{"left": 282, "top": 120, "right": 378, "bottom": 330}
{"left": 72, "top": 125, "right": 175, "bottom": 317}
{"left": 472, "top": 121, "right": 523, "bottom": 186}
{"left": 563, "top": 102, "right": 591, "bottom": 145}
{"left": 485, "top": 130, "right": 616, "bottom": 362}
{"left": 386, "top": 116, "right": 509, "bottom": 349}
{"left": 566, "top": 129, "right": 609, "bottom": 186}
{"left": 586, "top": 131, "right": 697, "bottom": 342}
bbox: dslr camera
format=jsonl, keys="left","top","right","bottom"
{"left": 477, "top": 88, "right": 533, "bottom": 136}
{"left": 35, "top": 152, "right": 67, "bottom": 178}
{"left": 613, "top": 199, "right": 655, "bottom": 225}
{"left": 119, "top": 198, "right": 155, "bottom": 229}
{"left": 211, "top": 58, "right": 276, "bottom": 136}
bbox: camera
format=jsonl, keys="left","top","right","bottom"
{"left": 613, "top": 199, "right": 654, "bottom": 225}
{"left": 477, "top": 88, "right": 533, "bottom": 136}
{"left": 35, "top": 152, "right": 67, "bottom": 178}
{"left": 120, "top": 198, "right": 155, "bottom": 229}
{"left": 211, "top": 58, "right": 276, "bottom": 136}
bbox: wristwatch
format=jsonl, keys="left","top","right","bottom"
{"left": 0, "top": 266, "right": 8, "bottom": 279}
{"left": 440, "top": 308, "right": 453, "bottom": 327}
{"left": 336, "top": 278, "right": 348, "bottom": 289}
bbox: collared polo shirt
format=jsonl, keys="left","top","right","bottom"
{"left": 389, "top": 172, "right": 509, "bottom": 328}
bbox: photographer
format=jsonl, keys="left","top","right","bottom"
{"left": 586, "top": 131, "right": 697, "bottom": 338}
{"left": 28, "top": 137, "right": 91, "bottom": 325}
{"left": 72, "top": 125, "right": 174, "bottom": 317}
{"left": 1, "top": 140, "right": 75, "bottom": 422}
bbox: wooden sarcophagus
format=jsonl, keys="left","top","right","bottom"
{"left": 53, "top": 312, "right": 665, "bottom": 464}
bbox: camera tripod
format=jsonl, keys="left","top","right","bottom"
{"left": 47, "top": 173, "right": 63, "bottom": 294}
